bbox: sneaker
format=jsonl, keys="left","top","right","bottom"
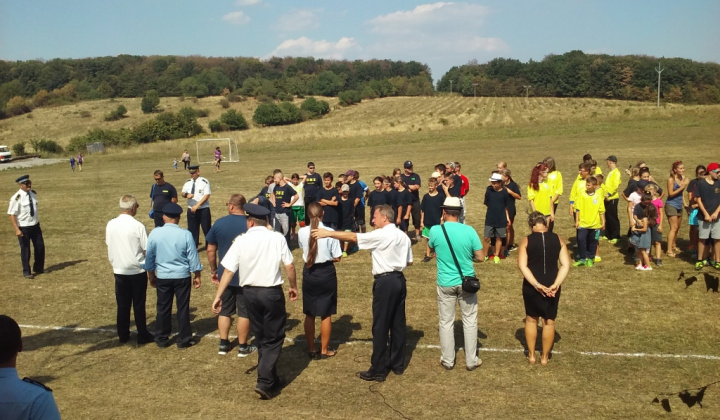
{"left": 695, "top": 261, "right": 704, "bottom": 271}
{"left": 421, "top": 256, "right": 433, "bottom": 263}
{"left": 509, "top": 244, "right": 518, "bottom": 251}
{"left": 572, "top": 260, "right": 586, "bottom": 267}
{"left": 342, "top": 252, "right": 348, "bottom": 258}
{"left": 499, "top": 253, "right": 506, "bottom": 260}
{"left": 493, "top": 256, "right": 500, "bottom": 264}
{"left": 636, "top": 264, "right": 644, "bottom": 270}
{"left": 713, "top": 261, "right": 720, "bottom": 270}
{"left": 237, "top": 344, "right": 257, "bottom": 358}
{"left": 218, "top": 340, "right": 231, "bottom": 355}
{"left": 488, "top": 254, "right": 495, "bottom": 260}
{"left": 586, "top": 259, "right": 594, "bottom": 268}
{"left": 440, "top": 361, "right": 453, "bottom": 371}
{"left": 655, "top": 259, "right": 663, "bottom": 267}
{"left": 709, "top": 259, "right": 716, "bottom": 267}
{"left": 594, "top": 256, "right": 601, "bottom": 262}
{"left": 177, "top": 339, "right": 197, "bottom": 349}
{"left": 467, "top": 359, "right": 483, "bottom": 371}
{"left": 503, "top": 249, "right": 509, "bottom": 258}
{"left": 600, "top": 235, "right": 608, "bottom": 241}
{"left": 640, "top": 265, "right": 653, "bottom": 271}
{"left": 608, "top": 239, "right": 618, "bottom": 245}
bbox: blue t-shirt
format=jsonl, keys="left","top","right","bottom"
{"left": 429, "top": 222, "right": 482, "bottom": 287}
{"left": 358, "top": 180, "right": 369, "bottom": 206}
{"left": 206, "top": 214, "right": 247, "bottom": 286}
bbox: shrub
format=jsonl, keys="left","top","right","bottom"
{"left": 338, "top": 90, "right": 362, "bottom": 106}
{"left": 6, "top": 96, "right": 31, "bottom": 116}
{"left": 219, "top": 98, "right": 230, "bottom": 109}
{"left": 226, "top": 90, "right": 245, "bottom": 102}
{"left": 219, "top": 109, "right": 248, "bottom": 130}
{"left": 141, "top": 90, "right": 160, "bottom": 114}
{"left": 194, "top": 108, "right": 210, "bottom": 118}
{"left": 253, "top": 102, "right": 303, "bottom": 126}
{"left": 104, "top": 105, "right": 127, "bottom": 121}
{"left": 208, "top": 120, "right": 228, "bottom": 133}
{"left": 300, "top": 97, "right": 330, "bottom": 119}
{"left": 277, "top": 92, "right": 293, "bottom": 102}
{"left": 12, "top": 143, "right": 25, "bottom": 156}
{"left": 29, "top": 138, "right": 63, "bottom": 155}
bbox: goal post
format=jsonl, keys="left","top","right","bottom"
{"left": 195, "top": 138, "right": 239, "bottom": 164}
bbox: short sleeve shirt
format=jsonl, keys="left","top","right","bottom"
{"left": 181, "top": 177, "right": 211, "bottom": 209}
{"left": 429, "top": 222, "right": 482, "bottom": 287}
{"left": 696, "top": 179, "right": 720, "bottom": 221}
{"left": 151, "top": 182, "right": 178, "bottom": 211}
{"left": 401, "top": 173, "right": 421, "bottom": 201}
{"left": 356, "top": 223, "right": 413, "bottom": 275}
{"left": 421, "top": 192, "right": 445, "bottom": 228}
{"left": 273, "top": 183, "right": 296, "bottom": 214}
{"left": 206, "top": 214, "right": 248, "bottom": 286}
{"left": 298, "top": 223, "right": 342, "bottom": 264}
{"left": 221, "top": 226, "right": 294, "bottom": 287}
{"left": 304, "top": 173, "right": 322, "bottom": 198}
{"left": 316, "top": 188, "right": 340, "bottom": 225}
{"left": 7, "top": 189, "right": 38, "bottom": 227}
{"left": 484, "top": 186, "right": 509, "bottom": 227}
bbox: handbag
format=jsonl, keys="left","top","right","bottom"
{"left": 441, "top": 224, "right": 481, "bottom": 294}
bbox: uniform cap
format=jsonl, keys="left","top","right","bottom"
{"left": 15, "top": 175, "right": 30, "bottom": 183}
{"left": 162, "top": 203, "right": 183, "bottom": 217}
{"left": 188, "top": 165, "right": 199, "bottom": 173}
{"left": 244, "top": 203, "right": 271, "bottom": 218}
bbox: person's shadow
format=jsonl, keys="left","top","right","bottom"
{"left": 514, "top": 324, "right": 562, "bottom": 359}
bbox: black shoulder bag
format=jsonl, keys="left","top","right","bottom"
{"left": 441, "top": 224, "right": 481, "bottom": 293}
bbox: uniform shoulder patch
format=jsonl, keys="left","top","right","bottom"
{"left": 15, "top": 194, "right": 21, "bottom": 200}
{"left": 22, "top": 377, "right": 53, "bottom": 392}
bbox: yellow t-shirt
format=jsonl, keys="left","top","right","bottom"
{"left": 547, "top": 170, "right": 563, "bottom": 203}
{"left": 569, "top": 178, "right": 587, "bottom": 204}
{"left": 604, "top": 168, "right": 621, "bottom": 200}
{"left": 573, "top": 189, "right": 606, "bottom": 229}
{"left": 527, "top": 182, "right": 553, "bottom": 216}
{"left": 576, "top": 166, "right": 603, "bottom": 181}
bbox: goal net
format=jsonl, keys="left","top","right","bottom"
{"left": 195, "top": 138, "right": 239, "bottom": 164}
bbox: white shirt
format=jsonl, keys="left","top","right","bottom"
{"left": 357, "top": 223, "right": 413, "bottom": 275}
{"left": 106, "top": 213, "right": 148, "bottom": 275}
{"left": 291, "top": 182, "right": 305, "bottom": 206}
{"left": 181, "top": 176, "right": 211, "bottom": 209}
{"left": 221, "top": 226, "right": 294, "bottom": 287}
{"left": 7, "top": 189, "right": 38, "bottom": 227}
{"left": 298, "top": 223, "right": 342, "bottom": 264}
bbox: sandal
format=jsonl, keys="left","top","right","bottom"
{"left": 667, "top": 252, "right": 676, "bottom": 258}
{"left": 308, "top": 350, "right": 320, "bottom": 359}
{"left": 319, "top": 349, "right": 337, "bottom": 359}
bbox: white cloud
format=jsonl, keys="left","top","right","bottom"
{"left": 266, "top": 37, "right": 358, "bottom": 59}
{"left": 235, "top": 0, "right": 260, "bottom": 5}
{"left": 222, "top": 11, "right": 251, "bottom": 25}
{"left": 272, "top": 8, "right": 322, "bottom": 32}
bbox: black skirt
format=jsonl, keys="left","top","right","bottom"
{"left": 302, "top": 261, "right": 338, "bottom": 317}
{"left": 522, "top": 281, "right": 561, "bottom": 320}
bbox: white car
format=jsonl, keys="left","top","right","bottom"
{"left": 0, "top": 145, "right": 12, "bottom": 162}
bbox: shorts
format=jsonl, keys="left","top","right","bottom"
{"left": 688, "top": 208, "right": 699, "bottom": 226}
{"left": 650, "top": 224, "right": 662, "bottom": 243}
{"left": 219, "top": 285, "right": 248, "bottom": 318}
{"left": 291, "top": 206, "right": 305, "bottom": 226}
{"left": 484, "top": 226, "right": 507, "bottom": 239}
{"left": 664, "top": 203, "right": 682, "bottom": 218}
{"left": 422, "top": 226, "right": 431, "bottom": 238}
{"left": 354, "top": 205, "right": 366, "bottom": 226}
{"left": 699, "top": 220, "right": 720, "bottom": 240}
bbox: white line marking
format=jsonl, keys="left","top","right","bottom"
{"left": 19, "top": 324, "right": 720, "bottom": 361}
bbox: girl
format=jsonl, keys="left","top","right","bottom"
{"left": 630, "top": 192, "right": 657, "bottom": 271}
{"left": 527, "top": 163, "right": 555, "bottom": 232}
{"left": 687, "top": 165, "right": 706, "bottom": 259}
{"left": 297, "top": 202, "right": 342, "bottom": 359}
{"left": 214, "top": 146, "right": 222, "bottom": 172}
{"left": 646, "top": 184, "right": 664, "bottom": 266}
{"left": 543, "top": 157, "right": 563, "bottom": 232}
{"left": 501, "top": 168, "right": 521, "bottom": 252}
{"left": 665, "top": 161, "right": 689, "bottom": 257}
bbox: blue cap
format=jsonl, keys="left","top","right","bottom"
{"left": 161, "top": 202, "right": 183, "bottom": 217}
{"left": 15, "top": 175, "right": 30, "bottom": 183}
{"left": 244, "top": 203, "right": 270, "bottom": 218}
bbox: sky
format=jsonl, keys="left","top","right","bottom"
{"left": 1, "top": 0, "right": 718, "bottom": 81}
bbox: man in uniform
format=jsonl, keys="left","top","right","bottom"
{"left": 303, "top": 162, "right": 321, "bottom": 225}
{"left": 206, "top": 194, "right": 257, "bottom": 357}
{"left": 212, "top": 203, "right": 297, "bottom": 400}
{"left": 313, "top": 204, "right": 412, "bottom": 382}
{"left": 400, "top": 161, "right": 422, "bottom": 239}
{"left": 7, "top": 175, "right": 45, "bottom": 279}
{"left": 0, "top": 314, "right": 61, "bottom": 419}
{"left": 181, "top": 165, "right": 211, "bottom": 247}
{"left": 144, "top": 203, "right": 203, "bottom": 349}
{"left": 150, "top": 170, "right": 178, "bottom": 228}
{"left": 105, "top": 194, "right": 154, "bottom": 345}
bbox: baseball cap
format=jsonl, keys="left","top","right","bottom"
{"left": 404, "top": 161, "right": 413, "bottom": 168}
{"left": 341, "top": 184, "right": 350, "bottom": 192}
{"left": 707, "top": 162, "right": 719, "bottom": 172}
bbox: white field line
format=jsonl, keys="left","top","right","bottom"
{"left": 19, "top": 324, "right": 720, "bottom": 361}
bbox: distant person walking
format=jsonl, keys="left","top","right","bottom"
{"left": 214, "top": 147, "right": 222, "bottom": 173}
{"left": 181, "top": 149, "right": 191, "bottom": 170}
{"left": 76, "top": 154, "right": 84, "bottom": 171}
{"left": 70, "top": 156, "right": 76, "bottom": 171}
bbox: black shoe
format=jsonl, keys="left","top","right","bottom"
{"left": 23, "top": 273, "right": 35, "bottom": 279}
{"left": 218, "top": 340, "right": 231, "bottom": 355}
{"left": 254, "top": 386, "right": 273, "bottom": 400}
{"left": 421, "top": 256, "right": 432, "bottom": 263}
{"left": 356, "top": 371, "right": 385, "bottom": 382}
{"left": 177, "top": 339, "right": 197, "bottom": 349}
{"left": 34, "top": 270, "right": 44, "bottom": 274}
{"left": 156, "top": 339, "right": 172, "bottom": 348}
{"left": 391, "top": 368, "right": 405, "bottom": 375}
{"left": 118, "top": 336, "right": 130, "bottom": 344}
{"left": 440, "top": 361, "right": 453, "bottom": 371}
{"left": 137, "top": 333, "right": 155, "bottom": 345}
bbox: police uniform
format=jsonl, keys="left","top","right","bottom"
{"left": 181, "top": 166, "right": 212, "bottom": 246}
{"left": 0, "top": 367, "right": 61, "bottom": 420}
{"left": 220, "top": 204, "right": 295, "bottom": 397}
{"left": 7, "top": 175, "right": 45, "bottom": 279}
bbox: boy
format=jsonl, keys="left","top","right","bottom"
{"left": 484, "top": 173, "right": 510, "bottom": 263}
{"left": 569, "top": 162, "right": 592, "bottom": 217}
{"left": 573, "top": 176, "right": 606, "bottom": 267}
{"left": 420, "top": 177, "right": 445, "bottom": 262}
{"left": 367, "top": 176, "right": 388, "bottom": 227}
{"left": 394, "top": 177, "right": 412, "bottom": 233}
{"left": 287, "top": 173, "right": 305, "bottom": 240}
{"left": 338, "top": 184, "right": 356, "bottom": 257}
{"left": 316, "top": 172, "right": 340, "bottom": 229}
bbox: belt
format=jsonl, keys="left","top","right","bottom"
{"left": 307, "top": 261, "right": 333, "bottom": 268}
{"left": 243, "top": 285, "right": 283, "bottom": 290}
{"left": 373, "top": 271, "right": 402, "bottom": 280}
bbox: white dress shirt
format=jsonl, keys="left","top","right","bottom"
{"left": 181, "top": 176, "right": 211, "bottom": 209}
{"left": 298, "top": 222, "right": 342, "bottom": 264}
{"left": 221, "top": 226, "right": 294, "bottom": 287}
{"left": 357, "top": 224, "right": 413, "bottom": 275}
{"left": 7, "top": 189, "right": 39, "bottom": 227}
{"left": 106, "top": 213, "right": 148, "bottom": 275}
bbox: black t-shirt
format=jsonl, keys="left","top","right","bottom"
{"left": 688, "top": 179, "right": 699, "bottom": 197}
{"left": 484, "top": 186, "right": 509, "bottom": 227}
{"left": 273, "top": 183, "right": 296, "bottom": 214}
{"left": 396, "top": 189, "right": 412, "bottom": 218}
{"left": 505, "top": 180, "right": 521, "bottom": 215}
{"left": 316, "top": 187, "right": 340, "bottom": 225}
{"left": 254, "top": 195, "right": 273, "bottom": 213}
{"left": 388, "top": 188, "right": 400, "bottom": 216}
{"left": 421, "top": 192, "right": 445, "bottom": 228}
{"left": 445, "top": 176, "right": 462, "bottom": 197}
{"left": 338, "top": 197, "right": 355, "bottom": 230}
{"left": 348, "top": 181, "right": 363, "bottom": 206}
{"left": 624, "top": 179, "right": 663, "bottom": 197}
{"left": 259, "top": 186, "right": 272, "bottom": 200}
{"left": 151, "top": 182, "right": 178, "bottom": 211}
{"left": 696, "top": 179, "right": 720, "bottom": 221}
{"left": 304, "top": 172, "right": 322, "bottom": 198}
{"left": 401, "top": 172, "right": 422, "bottom": 201}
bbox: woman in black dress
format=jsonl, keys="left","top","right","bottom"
{"left": 517, "top": 211, "right": 570, "bottom": 365}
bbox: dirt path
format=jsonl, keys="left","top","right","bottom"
{"left": 0, "top": 157, "right": 65, "bottom": 171}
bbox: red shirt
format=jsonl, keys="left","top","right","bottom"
{"left": 459, "top": 174, "right": 470, "bottom": 197}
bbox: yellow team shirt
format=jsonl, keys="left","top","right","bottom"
{"left": 574, "top": 189, "right": 606, "bottom": 229}
{"left": 604, "top": 168, "right": 621, "bottom": 200}
{"left": 527, "top": 182, "right": 553, "bottom": 216}
{"left": 576, "top": 166, "right": 603, "bottom": 181}
{"left": 569, "top": 178, "right": 587, "bottom": 204}
{"left": 547, "top": 170, "right": 563, "bottom": 203}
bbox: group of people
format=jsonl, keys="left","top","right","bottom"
{"left": 68, "top": 154, "right": 83, "bottom": 172}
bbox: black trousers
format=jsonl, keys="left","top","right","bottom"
{"left": 155, "top": 277, "right": 192, "bottom": 347}
{"left": 153, "top": 211, "right": 165, "bottom": 227}
{"left": 114, "top": 272, "right": 150, "bottom": 340}
{"left": 243, "top": 286, "right": 286, "bottom": 391}
{"left": 410, "top": 199, "right": 421, "bottom": 229}
{"left": 187, "top": 207, "right": 211, "bottom": 246}
{"left": 18, "top": 224, "right": 45, "bottom": 275}
{"left": 370, "top": 272, "right": 407, "bottom": 374}
{"left": 605, "top": 198, "right": 620, "bottom": 240}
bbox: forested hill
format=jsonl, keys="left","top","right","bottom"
{"left": 0, "top": 56, "right": 434, "bottom": 118}
{"left": 437, "top": 50, "right": 720, "bottom": 104}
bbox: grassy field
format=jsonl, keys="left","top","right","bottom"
{"left": 1, "top": 97, "right": 720, "bottom": 419}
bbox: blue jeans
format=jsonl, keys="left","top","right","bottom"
{"left": 577, "top": 228, "right": 598, "bottom": 260}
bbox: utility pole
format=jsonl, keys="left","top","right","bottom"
{"left": 523, "top": 85, "right": 532, "bottom": 98}
{"left": 656, "top": 62, "right": 664, "bottom": 108}
{"left": 472, "top": 83, "right": 478, "bottom": 98}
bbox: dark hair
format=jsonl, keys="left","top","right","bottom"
{"left": 323, "top": 172, "right": 333, "bottom": 181}
{"left": 153, "top": 169, "right": 164, "bottom": 177}
{"left": 373, "top": 176, "right": 383, "bottom": 183}
{"left": 528, "top": 211, "right": 548, "bottom": 228}
{"left": 248, "top": 216, "right": 268, "bottom": 227}
{"left": 305, "top": 202, "right": 323, "bottom": 268}
{"left": 582, "top": 154, "right": 593, "bottom": 162}
{"left": 444, "top": 208, "right": 461, "bottom": 217}
{"left": 228, "top": 194, "right": 246, "bottom": 208}
{"left": 0, "top": 315, "right": 22, "bottom": 364}
{"left": 641, "top": 192, "right": 658, "bottom": 226}
{"left": 307, "top": 162, "right": 315, "bottom": 167}
{"left": 670, "top": 161, "right": 683, "bottom": 177}
{"left": 435, "top": 163, "right": 446, "bottom": 173}
{"left": 586, "top": 176, "right": 598, "bottom": 186}
{"left": 291, "top": 173, "right": 299, "bottom": 179}
{"left": 639, "top": 167, "right": 650, "bottom": 177}
{"left": 696, "top": 165, "right": 707, "bottom": 178}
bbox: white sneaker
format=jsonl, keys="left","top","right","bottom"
{"left": 635, "top": 264, "right": 643, "bottom": 270}
{"left": 641, "top": 265, "right": 653, "bottom": 271}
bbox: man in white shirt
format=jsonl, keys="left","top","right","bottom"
{"left": 7, "top": 175, "right": 45, "bottom": 279}
{"left": 313, "top": 204, "right": 413, "bottom": 382}
{"left": 105, "top": 195, "right": 154, "bottom": 345}
{"left": 181, "top": 165, "right": 212, "bottom": 247}
{"left": 212, "top": 203, "right": 297, "bottom": 400}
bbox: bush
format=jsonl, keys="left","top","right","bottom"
{"left": 194, "top": 108, "right": 210, "bottom": 118}
{"left": 12, "top": 143, "right": 25, "bottom": 156}
{"left": 6, "top": 96, "right": 31, "bottom": 116}
{"left": 279, "top": 101, "right": 302, "bottom": 124}
{"left": 104, "top": 105, "right": 127, "bottom": 121}
{"left": 277, "top": 92, "right": 293, "bottom": 102}
{"left": 208, "top": 120, "right": 228, "bottom": 133}
{"left": 219, "top": 109, "right": 248, "bottom": 130}
{"left": 219, "top": 98, "right": 230, "bottom": 109}
{"left": 141, "top": 90, "right": 160, "bottom": 113}
{"left": 29, "top": 138, "right": 63, "bottom": 155}
{"left": 253, "top": 102, "right": 303, "bottom": 126}
{"left": 300, "top": 97, "right": 330, "bottom": 119}
{"left": 338, "top": 90, "right": 362, "bottom": 106}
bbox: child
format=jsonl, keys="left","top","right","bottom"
{"left": 687, "top": 165, "right": 706, "bottom": 259}
{"left": 394, "top": 177, "right": 412, "bottom": 233}
{"left": 646, "top": 184, "right": 664, "bottom": 266}
{"left": 630, "top": 192, "right": 657, "bottom": 271}
{"left": 484, "top": 173, "right": 510, "bottom": 263}
{"left": 573, "top": 176, "right": 606, "bottom": 267}
{"left": 70, "top": 156, "right": 76, "bottom": 172}
{"left": 173, "top": 157, "right": 178, "bottom": 171}
{"left": 420, "top": 177, "right": 445, "bottom": 262}
{"left": 593, "top": 173, "right": 605, "bottom": 262}
{"left": 288, "top": 173, "right": 306, "bottom": 240}
{"left": 501, "top": 169, "right": 521, "bottom": 252}
{"left": 316, "top": 172, "right": 340, "bottom": 229}
{"left": 338, "top": 184, "right": 356, "bottom": 257}
{"left": 367, "top": 176, "right": 388, "bottom": 227}
{"left": 569, "top": 162, "right": 592, "bottom": 218}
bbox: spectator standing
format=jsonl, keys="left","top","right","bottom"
{"left": 602, "top": 156, "right": 622, "bottom": 244}
{"left": 181, "top": 165, "right": 212, "bottom": 247}
{"left": 150, "top": 170, "right": 178, "bottom": 228}
{"left": 7, "top": 175, "right": 45, "bottom": 279}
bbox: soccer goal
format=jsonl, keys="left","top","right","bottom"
{"left": 195, "top": 138, "right": 239, "bottom": 164}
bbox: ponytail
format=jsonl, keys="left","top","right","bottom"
{"left": 306, "top": 202, "right": 323, "bottom": 268}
